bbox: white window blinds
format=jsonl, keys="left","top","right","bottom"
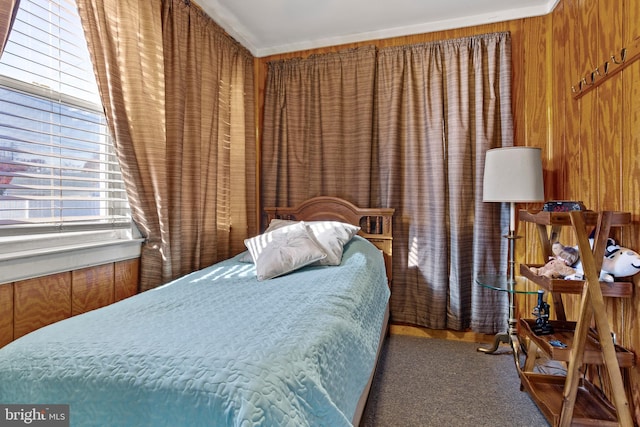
{"left": 0, "top": 0, "right": 130, "bottom": 234}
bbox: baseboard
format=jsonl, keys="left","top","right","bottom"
{"left": 389, "top": 323, "right": 495, "bottom": 344}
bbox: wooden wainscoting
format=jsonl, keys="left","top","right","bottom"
{"left": 0, "top": 284, "right": 12, "bottom": 349}
{"left": 0, "top": 258, "right": 139, "bottom": 348}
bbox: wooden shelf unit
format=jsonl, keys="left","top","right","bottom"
{"left": 517, "top": 210, "right": 635, "bottom": 427}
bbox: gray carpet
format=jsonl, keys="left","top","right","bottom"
{"left": 360, "top": 334, "right": 550, "bottom": 427}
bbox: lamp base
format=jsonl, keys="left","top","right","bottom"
{"left": 478, "top": 229, "right": 520, "bottom": 354}
{"left": 477, "top": 332, "right": 510, "bottom": 354}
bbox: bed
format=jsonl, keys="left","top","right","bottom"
{"left": 0, "top": 197, "right": 393, "bottom": 427}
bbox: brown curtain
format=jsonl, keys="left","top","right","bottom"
{"left": 161, "top": 1, "right": 256, "bottom": 274}
{"left": 262, "top": 46, "right": 377, "bottom": 212}
{"left": 0, "top": 0, "right": 20, "bottom": 55}
{"left": 377, "top": 33, "right": 512, "bottom": 332}
{"left": 77, "top": 0, "right": 256, "bottom": 291}
{"left": 262, "top": 33, "right": 512, "bottom": 332}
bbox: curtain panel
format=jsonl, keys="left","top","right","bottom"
{"left": 77, "top": 0, "right": 256, "bottom": 291}
{"left": 377, "top": 33, "right": 513, "bottom": 332}
{"left": 262, "top": 33, "right": 512, "bottom": 332}
{"left": 0, "top": 0, "right": 20, "bottom": 55}
{"left": 161, "top": 0, "right": 256, "bottom": 275}
{"left": 262, "top": 46, "right": 378, "bottom": 212}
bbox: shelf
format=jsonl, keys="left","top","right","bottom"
{"left": 519, "top": 319, "right": 635, "bottom": 367}
{"left": 520, "top": 373, "right": 620, "bottom": 427}
{"left": 520, "top": 264, "right": 633, "bottom": 298}
{"left": 517, "top": 210, "right": 635, "bottom": 426}
{"left": 519, "top": 210, "right": 631, "bottom": 226}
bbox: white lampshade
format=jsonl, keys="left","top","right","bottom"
{"left": 483, "top": 147, "right": 544, "bottom": 203}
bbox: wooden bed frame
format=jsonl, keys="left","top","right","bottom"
{"left": 263, "top": 196, "right": 394, "bottom": 426}
{"left": 263, "top": 196, "right": 395, "bottom": 283}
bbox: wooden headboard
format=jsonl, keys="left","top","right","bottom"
{"left": 263, "top": 196, "right": 395, "bottom": 283}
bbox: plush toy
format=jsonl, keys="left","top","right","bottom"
{"left": 530, "top": 258, "right": 577, "bottom": 279}
{"left": 552, "top": 241, "right": 580, "bottom": 266}
{"left": 565, "top": 238, "right": 640, "bottom": 282}
{"left": 603, "top": 244, "right": 640, "bottom": 277}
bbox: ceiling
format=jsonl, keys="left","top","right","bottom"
{"left": 197, "top": 0, "right": 559, "bottom": 57}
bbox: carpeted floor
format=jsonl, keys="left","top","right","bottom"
{"left": 360, "top": 334, "right": 550, "bottom": 427}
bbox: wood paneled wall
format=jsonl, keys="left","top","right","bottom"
{"left": 0, "top": 258, "right": 139, "bottom": 348}
{"left": 255, "top": 0, "right": 640, "bottom": 421}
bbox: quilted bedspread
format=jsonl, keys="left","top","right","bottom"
{"left": 0, "top": 236, "right": 389, "bottom": 427}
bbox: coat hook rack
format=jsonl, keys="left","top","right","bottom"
{"left": 571, "top": 36, "right": 640, "bottom": 99}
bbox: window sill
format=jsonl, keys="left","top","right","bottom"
{"left": 0, "top": 235, "right": 144, "bottom": 284}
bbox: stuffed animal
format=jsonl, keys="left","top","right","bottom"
{"left": 530, "top": 259, "right": 577, "bottom": 279}
{"left": 565, "top": 238, "right": 640, "bottom": 282}
{"left": 552, "top": 241, "right": 580, "bottom": 266}
{"left": 603, "top": 244, "right": 640, "bottom": 277}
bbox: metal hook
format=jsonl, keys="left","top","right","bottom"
{"left": 611, "top": 48, "right": 627, "bottom": 64}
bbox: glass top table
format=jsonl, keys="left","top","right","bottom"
{"left": 475, "top": 274, "right": 540, "bottom": 295}
{"left": 475, "top": 274, "right": 541, "bottom": 355}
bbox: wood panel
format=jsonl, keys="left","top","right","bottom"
{"left": 1, "top": 259, "right": 140, "bottom": 346}
{"left": 0, "top": 283, "right": 12, "bottom": 347}
{"left": 115, "top": 258, "right": 139, "bottom": 301}
{"left": 72, "top": 264, "right": 114, "bottom": 316}
{"left": 562, "top": 1, "right": 582, "bottom": 205}
{"left": 596, "top": 0, "right": 623, "bottom": 212}
{"left": 595, "top": 0, "right": 625, "bottom": 371}
{"left": 577, "top": 0, "right": 599, "bottom": 213}
{"left": 621, "top": 0, "right": 640, "bottom": 419}
{"left": 14, "top": 272, "right": 71, "bottom": 339}
{"left": 518, "top": 14, "right": 553, "bottom": 318}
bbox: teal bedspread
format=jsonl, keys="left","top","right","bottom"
{"left": 0, "top": 236, "right": 389, "bottom": 427}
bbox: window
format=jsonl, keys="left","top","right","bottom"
{"left": 0, "top": 0, "right": 130, "bottom": 235}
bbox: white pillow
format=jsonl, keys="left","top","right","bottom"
{"left": 266, "top": 219, "right": 360, "bottom": 266}
{"left": 244, "top": 221, "right": 327, "bottom": 280}
{"left": 236, "top": 251, "right": 253, "bottom": 263}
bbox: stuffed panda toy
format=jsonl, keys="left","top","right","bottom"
{"left": 564, "top": 237, "right": 640, "bottom": 282}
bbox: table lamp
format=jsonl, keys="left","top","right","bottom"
{"left": 482, "top": 146, "right": 544, "bottom": 336}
